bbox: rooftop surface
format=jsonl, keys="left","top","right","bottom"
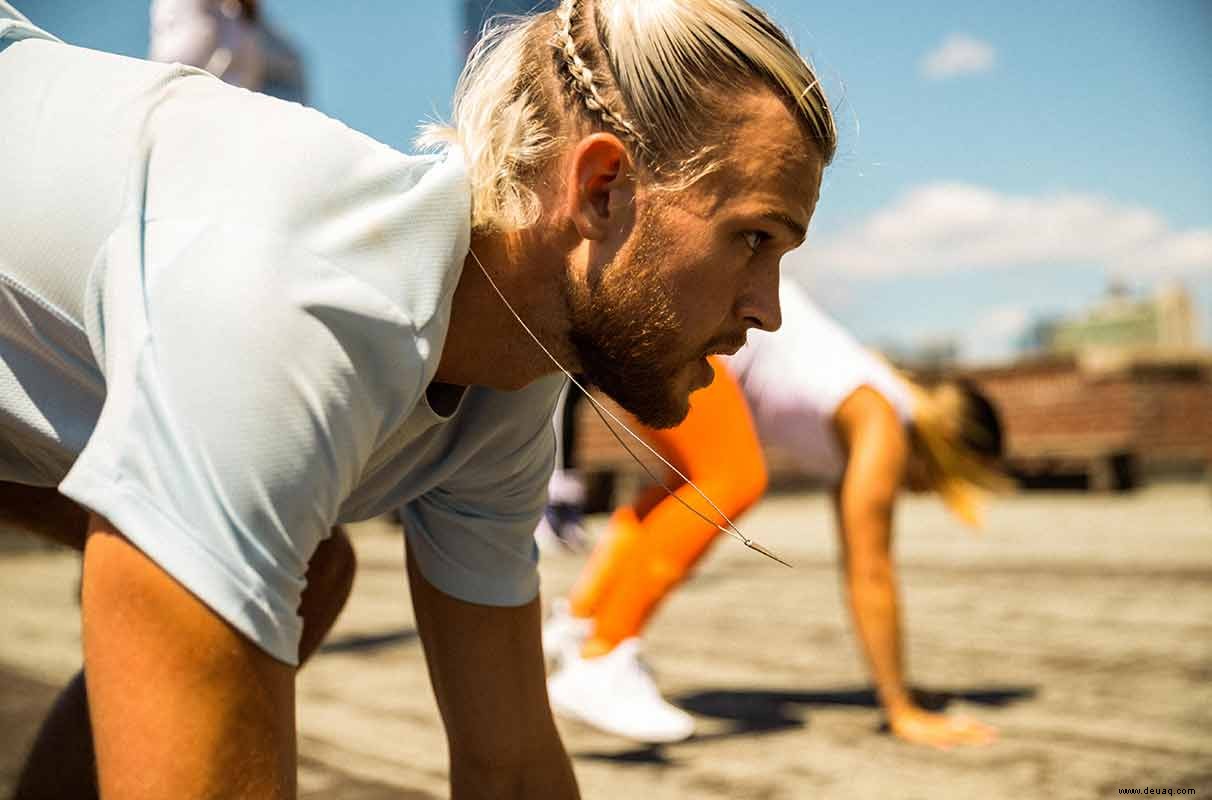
{"left": 2, "top": 486, "right": 1209, "bottom": 798}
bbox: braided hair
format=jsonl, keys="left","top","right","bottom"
{"left": 421, "top": 0, "right": 837, "bottom": 231}
{"left": 552, "top": 0, "right": 649, "bottom": 156}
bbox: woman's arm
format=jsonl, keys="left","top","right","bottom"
{"left": 832, "top": 386, "right": 995, "bottom": 749}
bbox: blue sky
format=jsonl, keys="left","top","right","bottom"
{"left": 19, "top": 0, "right": 1211, "bottom": 361}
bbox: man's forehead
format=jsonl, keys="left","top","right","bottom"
{"left": 697, "top": 141, "right": 823, "bottom": 220}
{"left": 695, "top": 91, "right": 824, "bottom": 212}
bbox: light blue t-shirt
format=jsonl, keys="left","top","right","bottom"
{"left": 0, "top": 7, "right": 561, "bottom": 664}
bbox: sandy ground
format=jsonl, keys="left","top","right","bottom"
{"left": 2, "top": 485, "right": 1210, "bottom": 799}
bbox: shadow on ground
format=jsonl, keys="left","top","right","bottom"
{"left": 575, "top": 685, "right": 1036, "bottom": 765}
{"left": 319, "top": 628, "right": 418, "bottom": 655}
{"left": 0, "top": 668, "right": 59, "bottom": 795}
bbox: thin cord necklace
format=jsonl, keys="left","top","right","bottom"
{"left": 468, "top": 247, "right": 791, "bottom": 568}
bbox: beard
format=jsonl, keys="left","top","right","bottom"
{"left": 563, "top": 214, "right": 700, "bottom": 429}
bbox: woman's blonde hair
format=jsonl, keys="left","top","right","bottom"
{"left": 903, "top": 378, "right": 1015, "bottom": 528}
{"left": 418, "top": 0, "right": 837, "bottom": 232}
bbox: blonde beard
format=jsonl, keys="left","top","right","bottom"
{"left": 564, "top": 204, "right": 693, "bottom": 428}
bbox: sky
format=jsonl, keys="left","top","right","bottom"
{"left": 18, "top": 0, "right": 1212, "bottom": 363}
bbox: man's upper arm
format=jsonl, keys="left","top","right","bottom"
{"left": 60, "top": 225, "right": 408, "bottom": 663}
{"left": 406, "top": 548, "right": 550, "bottom": 739}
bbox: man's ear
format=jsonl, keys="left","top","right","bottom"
{"left": 565, "top": 133, "right": 634, "bottom": 241}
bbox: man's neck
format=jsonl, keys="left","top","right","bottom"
{"left": 434, "top": 228, "right": 575, "bottom": 391}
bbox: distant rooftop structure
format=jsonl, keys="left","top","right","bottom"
{"left": 1046, "top": 282, "right": 1199, "bottom": 356}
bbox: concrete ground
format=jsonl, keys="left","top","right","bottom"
{"left": 2, "top": 485, "right": 1210, "bottom": 799}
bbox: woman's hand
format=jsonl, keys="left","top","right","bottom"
{"left": 888, "top": 705, "right": 998, "bottom": 750}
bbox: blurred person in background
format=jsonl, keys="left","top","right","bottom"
{"left": 0, "top": 0, "right": 835, "bottom": 796}
{"left": 544, "top": 279, "right": 1010, "bottom": 748}
{"left": 149, "top": 0, "right": 306, "bottom": 102}
{"left": 536, "top": 380, "right": 593, "bottom": 551}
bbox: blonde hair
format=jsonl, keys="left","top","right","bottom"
{"left": 419, "top": 0, "right": 837, "bottom": 232}
{"left": 904, "top": 379, "right": 1014, "bottom": 528}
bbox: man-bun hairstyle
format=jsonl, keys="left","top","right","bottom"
{"left": 420, "top": 0, "right": 837, "bottom": 232}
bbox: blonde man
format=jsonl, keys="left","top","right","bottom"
{"left": 1, "top": 0, "right": 833, "bottom": 797}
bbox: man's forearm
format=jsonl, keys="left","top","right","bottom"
{"left": 406, "top": 547, "right": 580, "bottom": 799}
{"left": 450, "top": 736, "right": 579, "bottom": 800}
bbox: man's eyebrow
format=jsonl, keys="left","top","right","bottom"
{"left": 762, "top": 211, "right": 808, "bottom": 244}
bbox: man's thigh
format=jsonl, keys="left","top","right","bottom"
{"left": 0, "top": 481, "right": 88, "bottom": 549}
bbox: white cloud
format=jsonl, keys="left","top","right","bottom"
{"left": 921, "top": 34, "right": 995, "bottom": 80}
{"left": 792, "top": 183, "right": 1212, "bottom": 282}
{"left": 960, "top": 305, "right": 1032, "bottom": 364}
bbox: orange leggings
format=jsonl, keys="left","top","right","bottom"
{"left": 569, "top": 357, "right": 767, "bottom": 656}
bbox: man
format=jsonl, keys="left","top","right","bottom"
{"left": 0, "top": 0, "right": 834, "bottom": 796}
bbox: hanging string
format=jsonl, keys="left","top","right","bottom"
{"left": 468, "top": 248, "right": 792, "bottom": 568}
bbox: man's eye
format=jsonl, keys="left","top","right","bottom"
{"left": 743, "top": 231, "right": 771, "bottom": 252}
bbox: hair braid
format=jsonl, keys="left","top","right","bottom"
{"left": 554, "top": 0, "right": 649, "bottom": 156}
{"left": 423, "top": 0, "right": 837, "bottom": 231}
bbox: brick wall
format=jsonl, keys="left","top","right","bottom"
{"left": 570, "top": 353, "right": 1212, "bottom": 492}
{"left": 959, "top": 355, "right": 1212, "bottom": 481}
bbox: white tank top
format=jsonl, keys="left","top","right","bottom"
{"left": 722, "top": 281, "right": 914, "bottom": 483}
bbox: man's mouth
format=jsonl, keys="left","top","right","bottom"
{"left": 703, "top": 337, "right": 746, "bottom": 359}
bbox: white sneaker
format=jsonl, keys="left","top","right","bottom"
{"left": 542, "top": 598, "right": 591, "bottom": 665}
{"left": 547, "top": 638, "right": 695, "bottom": 743}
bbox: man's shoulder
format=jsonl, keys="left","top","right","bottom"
{"left": 254, "top": 125, "right": 471, "bottom": 332}
{"left": 148, "top": 82, "right": 473, "bottom": 334}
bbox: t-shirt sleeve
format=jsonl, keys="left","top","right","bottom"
{"left": 60, "top": 220, "right": 418, "bottom": 665}
{"left": 400, "top": 383, "right": 560, "bottom": 607}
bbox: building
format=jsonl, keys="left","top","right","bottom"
{"left": 569, "top": 349, "right": 1212, "bottom": 501}
{"left": 1046, "top": 282, "right": 1199, "bottom": 355}
{"left": 960, "top": 352, "right": 1212, "bottom": 490}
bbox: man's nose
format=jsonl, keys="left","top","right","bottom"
{"left": 737, "top": 267, "right": 782, "bottom": 332}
